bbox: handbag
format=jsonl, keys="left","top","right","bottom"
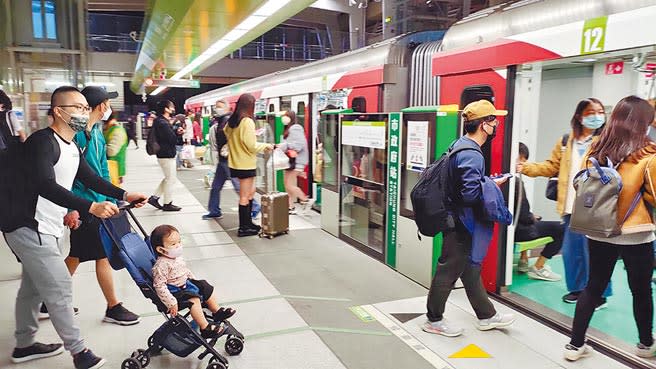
{"left": 545, "top": 133, "right": 569, "bottom": 201}
{"left": 273, "top": 148, "right": 290, "bottom": 170}
{"left": 286, "top": 149, "right": 298, "bottom": 169}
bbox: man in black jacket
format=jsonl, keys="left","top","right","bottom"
{"left": 3, "top": 86, "right": 147, "bottom": 369}
{"left": 148, "top": 100, "right": 182, "bottom": 211}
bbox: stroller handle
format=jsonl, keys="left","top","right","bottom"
{"left": 117, "top": 199, "right": 143, "bottom": 211}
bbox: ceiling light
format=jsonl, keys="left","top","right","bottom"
{"left": 150, "top": 86, "right": 166, "bottom": 96}
{"left": 581, "top": 58, "right": 597, "bottom": 62}
{"left": 151, "top": 0, "right": 291, "bottom": 95}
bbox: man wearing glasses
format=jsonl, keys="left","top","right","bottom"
{"left": 4, "top": 86, "right": 147, "bottom": 369}
{"left": 422, "top": 100, "right": 515, "bottom": 338}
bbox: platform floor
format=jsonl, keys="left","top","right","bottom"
{"left": 0, "top": 144, "right": 644, "bottom": 369}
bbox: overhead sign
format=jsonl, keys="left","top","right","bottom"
{"left": 341, "top": 120, "right": 386, "bottom": 149}
{"left": 646, "top": 63, "right": 656, "bottom": 78}
{"left": 581, "top": 16, "right": 607, "bottom": 55}
{"left": 149, "top": 79, "right": 200, "bottom": 88}
{"left": 605, "top": 61, "right": 623, "bottom": 75}
{"left": 406, "top": 120, "right": 429, "bottom": 171}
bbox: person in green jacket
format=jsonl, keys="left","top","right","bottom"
{"left": 104, "top": 114, "right": 128, "bottom": 183}
{"left": 42, "top": 86, "right": 141, "bottom": 326}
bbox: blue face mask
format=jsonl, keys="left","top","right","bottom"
{"left": 648, "top": 126, "right": 656, "bottom": 141}
{"left": 581, "top": 114, "right": 605, "bottom": 130}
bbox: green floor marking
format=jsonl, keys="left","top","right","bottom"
{"left": 311, "top": 326, "right": 391, "bottom": 336}
{"left": 349, "top": 306, "right": 376, "bottom": 322}
{"left": 283, "top": 295, "right": 351, "bottom": 302}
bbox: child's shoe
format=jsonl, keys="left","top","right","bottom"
{"left": 201, "top": 322, "right": 226, "bottom": 339}
{"left": 213, "top": 307, "right": 236, "bottom": 322}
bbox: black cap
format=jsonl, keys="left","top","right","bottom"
{"left": 81, "top": 86, "right": 118, "bottom": 109}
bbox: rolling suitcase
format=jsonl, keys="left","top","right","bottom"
{"left": 259, "top": 160, "right": 290, "bottom": 239}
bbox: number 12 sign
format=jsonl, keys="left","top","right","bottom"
{"left": 581, "top": 16, "right": 608, "bottom": 55}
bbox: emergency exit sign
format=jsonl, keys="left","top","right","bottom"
{"left": 605, "top": 61, "right": 624, "bottom": 75}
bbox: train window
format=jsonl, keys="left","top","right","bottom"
{"left": 461, "top": 85, "right": 494, "bottom": 107}
{"left": 461, "top": 85, "right": 495, "bottom": 175}
{"left": 268, "top": 104, "right": 274, "bottom": 112}
{"left": 280, "top": 98, "right": 291, "bottom": 112}
{"left": 296, "top": 102, "right": 306, "bottom": 125}
{"left": 352, "top": 97, "right": 366, "bottom": 113}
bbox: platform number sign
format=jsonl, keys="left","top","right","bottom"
{"left": 581, "top": 16, "right": 607, "bottom": 55}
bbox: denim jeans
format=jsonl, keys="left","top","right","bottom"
{"left": 208, "top": 160, "right": 260, "bottom": 217}
{"left": 562, "top": 215, "right": 612, "bottom": 297}
{"left": 175, "top": 145, "right": 183, "bottom": 169}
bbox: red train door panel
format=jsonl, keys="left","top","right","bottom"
{"left": 440, "top": 69, "right": 508, "bottom": 292}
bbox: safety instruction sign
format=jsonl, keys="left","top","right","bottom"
{"left": 406, "top": 121, "right": 429, "bottom": 171}
{"left": 341, "top": 121, "right": 386, "bottom": 149}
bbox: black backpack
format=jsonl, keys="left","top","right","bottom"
{"left": 0, "top": 113, "right": 27, "bottom": 233}
{"left": 146, "top": 125, "right": 160, "bottom": 156}
{"left": 410, "top": 145, "right": 481, "bottom": 238}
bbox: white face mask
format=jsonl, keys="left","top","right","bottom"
{"left": 282, "top": 116, "right": 292, "bottom": 125}
{"left": 165, "top": 245, "right": 183, "bottom": 259}
{"left": 102, "top": 106, "right": 112, "bottom": 121}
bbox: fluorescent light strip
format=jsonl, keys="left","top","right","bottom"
{"left": 150, "top": 0, "right": 291, "bottom": 95}
{"left": 150, "top": 86, "right": 166, "bottom": 96}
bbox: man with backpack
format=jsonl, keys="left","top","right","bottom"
{"left": 203, "top": 99, "right": 260, "bottom": 220}
{"left": 422, "top": 100, "right": 515, "bottom": 337}
{"left": 3, "top": 86, "right": 148, "bottom": 368}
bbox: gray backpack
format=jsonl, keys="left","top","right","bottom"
{"left": 570, "top": 157, "right": 641, "bottom": 238}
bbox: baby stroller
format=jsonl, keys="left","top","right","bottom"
{"left": 99, "top": 201, "right": 245, "bottom": 369}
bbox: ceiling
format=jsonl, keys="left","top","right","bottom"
{"left": 130, "top": 0, "right": 316, "bottom": 93}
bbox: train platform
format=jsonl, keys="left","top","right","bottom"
{"left": 0, "top": 146, "right": 633, "bottom": 369}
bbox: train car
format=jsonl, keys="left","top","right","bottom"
{"left": 185, "top": 31, "right": 444, "bottom": 199}
{"left": 431, "top": 0, "right": 656, "bottom": 364}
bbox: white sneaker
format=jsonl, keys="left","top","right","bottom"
{"left": 527, "top": 265, "right": 562, "bottom": 281}
{"left": 517, "top": 259, "right": 529, "bottom": 273}
{"left": 421, "top": 319, "right": 463, "bottom": 337}
{"left": 636, "top": 342, "right": 656, "bottom": 358}
{"left": 564, "top": 343, "right": 593, "bottom": 361}
{"left": 300, "top": 199, "right": 315, "bottom": 213}
{"left": 477, "top": 313, "right": 515, "bottom": 331}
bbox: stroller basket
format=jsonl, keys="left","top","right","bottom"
{"left": 152, "top": 318, "right": 202, "bottom": 358}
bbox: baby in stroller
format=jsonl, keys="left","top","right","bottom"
{"left": 150, "top": 224, "right": 236, "bottom": 339}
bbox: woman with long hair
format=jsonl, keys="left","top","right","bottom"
{"left": 564, "top": 96, "right": 656, "bottom": 360}
{"left": 224, "top": 94, "right": 272, "bottom": 236}
{"left": 519, "top": 98, "right": 612, "bottom": 304}
{"left": 277, "top": 110, "right": 312, "bottom": 214}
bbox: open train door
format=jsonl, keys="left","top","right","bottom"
{"left": 436, "top": 68, "right": 514, "bottom": 293}
{"left": 290, "top": 94, "right": 312, "bottom": 198}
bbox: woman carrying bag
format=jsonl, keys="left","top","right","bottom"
{"left": 564, "top": 96, "right": 656, "bottom": 360}
{"left": 518, "top": 98, "right": 612, "bottom": 307}
{"left": 276, "top": 110, "right": 313, "bottom": 214}
{"left": 224, "top": 94, "right": 273, "bottom": 237}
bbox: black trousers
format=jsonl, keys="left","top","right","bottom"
{"left": 535, "top": 221, "right": 564, "bottom": 259}
{"left": 570, "top": 239, "right": 654, "bottom": 347}
{"left": 426, "top": 230, "right": 496, "bottom": 322}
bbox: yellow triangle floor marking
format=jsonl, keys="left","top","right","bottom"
{"left": 449, "top": 344, "right": 492, "bottom": 358}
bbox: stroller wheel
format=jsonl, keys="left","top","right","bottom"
{"left": 206, "top": 362, "right": 227, "bottom": 369}
{"left": 147, "top": 336, "right": 163, "bottom": 354}
{"left": 131, "top": 349, "right": 150, "bottom": 367}
{"left": 225, "top": 336, "right": 244, "bottom": 356}
{"left": 122, "top": 358, "right": 142, "bottom": 369}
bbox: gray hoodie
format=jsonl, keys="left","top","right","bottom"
{"left": 278, "top": 124, "right": 308, "bottom": 168}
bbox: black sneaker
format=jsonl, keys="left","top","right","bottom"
{"left": 39, "top": 303, "right": 79, "bottom": 320}
{"left": 103, "top": 303, "right": 141, "bottom": 326}
{"left": 148, "top": 195, "right": 163, "bottom": 210}
{"left": 562, "top": 292, "right": 581, "bottom": 304}
{"left": 11, "top": 342, "right": 64, "bottom": 363}
{"left": 74, "top": 349, "right": 105, "bottom": 369}
{"left": 247, "top": 223, "right": 261, "bottom": 232}
{"left": 162, "top": 202, "right": 182, "bottom": 212}
{"left": 237, "top": 228, "right": 259, "bottom": 237}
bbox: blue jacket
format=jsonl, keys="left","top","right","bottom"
{"left": 72, "top": 123, "right": 111, "bottom": 203}
{"left": 447, "top": 137, "right": 495, "bottom": 265}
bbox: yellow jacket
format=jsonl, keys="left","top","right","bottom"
{"left": 603, "top": 147, "right": 656, "bottom": 234}
{"left": 521, "top": 134, "right": 599, "bottom": 216}
{"left": 224, "top": 117, "right": 269, "bottom": 170}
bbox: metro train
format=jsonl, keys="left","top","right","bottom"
{"left": 186, "top": 0, "right": 656, "bottom": 296}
